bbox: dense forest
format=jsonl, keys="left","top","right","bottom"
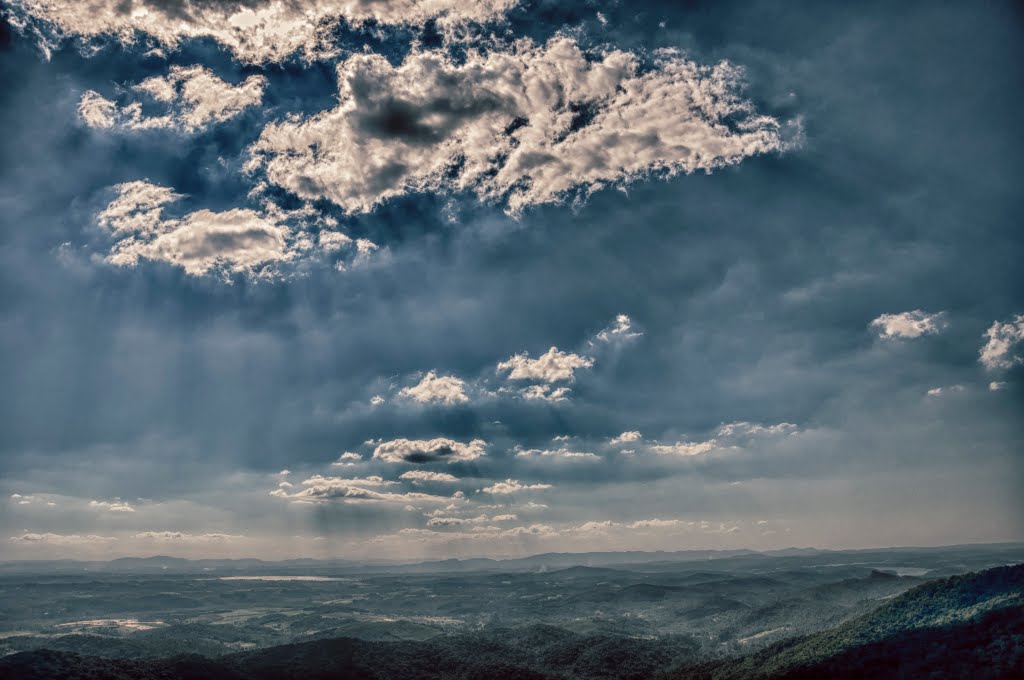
{"left": 1, "top": 564, "right": 1021, "bottom": 679}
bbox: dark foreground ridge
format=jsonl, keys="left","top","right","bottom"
{"left": 1, "top": 564, "right": 1021, "bottom": 680}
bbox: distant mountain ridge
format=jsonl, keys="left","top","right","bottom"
{"left": 2, "top": 541, "right": 1022, "bottom": 575}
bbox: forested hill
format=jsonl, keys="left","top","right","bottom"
{"left": 682, "top": 563, "right": 1024, "bottom": 679}
{"left": 1, "top": 565, "right": 1021, "bottom": 680}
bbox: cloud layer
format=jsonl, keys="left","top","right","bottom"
{"left": 79, "top": 66, "right": 266, "bottom": 132}
{"left": 247, "top": 37, "right": 791, "bottom": 214}
{"left": 11, "top": 0, "right": 519, "bottom": 62}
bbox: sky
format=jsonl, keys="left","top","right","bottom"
{"left": 0, "top": 0, "right": 1022, "bottom": 562}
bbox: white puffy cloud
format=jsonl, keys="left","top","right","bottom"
{"left": 10, "top": 533, "right": 117, "bottom": 544}
{"left": 247, "top": 36, "right": 791, "bottom": 215}
{"left": 77, "top": 90, "right": 120, "bottom": 129}
{"left": 609, "top": 431, "right": 642, "bottom": 446}
{"left": 331, "top": 451, "right": 364, "bottom": 466}
{"left": 302, "top": 474, "right": 397, "bottom": 487}
{"left": 649, "top": 440, "right": 718, "bottom": 457}
{"left": 319, "top": 231, "right": 353, "bottom": 252}
{"left": 519, "top": 384, "right": 572, "bottom": 401}
{"left": 79, "top": 66, "right": 265, "bottom": 132}
{"left": 979, "top": 314, "right": 1024, "bottom": 370}
{"left": 716, "top": 421, "right": 798, "bottom": 438}
{"left": 134, "top": 531, "right": 240, "bottom": 542}
{"left": 272, "top": 474, "right": 458, "bottom": 504}
{"left": 89, "top": 499, "right": 135, "bottom": 513}
{"left": 497, "top": 346, "right": 593, "bottom": 383}
{"left": 400, "top": 470, "right": 460, "bottom": 483}
{"left": 399, "top": 371, "right": 469, "bottom": 405}
{"left": 627, "top": 518, "right": 685, "bottom": 529}
{"left": 425, "top": 513, "right": 518, "bottom": 527}
{"left": 373, "top": 437, "right": 487, "bottom": 463}
{"left": 594, "top": 314, "right": 642, "bottom": 344}
{"left": 11, "top": 0, "right": 519, "bottom": 63}
{"left": 369, "top": 395, "right": 386, "bottom": 406}
{"left": 481, "top": 478, "right": 552, "bottom": 494}
{"left": 514, "top": 446, "right": 598, "bottom": 460}
{"left": 926, "top": 385, "right": 965, "bottom": 397}
{"left": 869, "top": 310, "right": 946, "bottom": 339}
{"left": 989, "top": 381, "right": 1007, "bottom": 392}
{"left": 97, "top": 181, "right": 308, "bottom": 277}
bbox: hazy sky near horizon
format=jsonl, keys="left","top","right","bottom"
{"left": 1, "top": 0, "right": 1022, "bottom": 561}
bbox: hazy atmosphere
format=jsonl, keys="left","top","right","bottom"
{"left": 1, "top": 0, "right": 1022, "bottom": 564}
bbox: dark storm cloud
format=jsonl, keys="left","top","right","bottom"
{"left": 1, "top": 0, "right": 1021, "bottom": 556}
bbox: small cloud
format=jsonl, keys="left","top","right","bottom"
{"left": 135, "top": 531, "right": 241, "bottom": 542}
{"left": 331, "top": 452, "right": 364, "bottom": 467}
{"left": 609, "top": 431, "right": 642, "bottom": 446}
{"left": 399, "top": 371, "right": 469, "bottom": 405}
{"left": 593, "top": 314, "right": 642, "bottom": 345}
{"left": 373, "top": 438, "right": 487, "bottom": 464}
{"left": 989, "top": 381, "right": 1007, "bottom": 391}
{"left": 650, "top": 440, "right": 718, "bottom": 457}
{"left": 927, "top": 385, "right": 965, "bottom": 397}
{"left": 89, "top": 499, "right": 135, "bottom": 513}
{"left": 482, "top": 479, "right": 553, "bottom": 495}
{"left": 870, "top": 310, "right": 946, "bottom": 339}
{"left": 498, "top": 347, "right": 593, "bottom": 383}
{"left": 369, "top": 395, "right": 385, "bottom": 406}
{"left": 79, "top": 66, "right": 266, "bottom": 133}
{"left": 515, "top": 447, "right": 598, "bottom": 460}
{"left": 399, "top": 470, "right": 460, "bottom": 483}
{"left": 10, "top": 533, "right": 116, "bottom": 545}
{"left": 717, "top": 422, "right": 798, "bottom": 438}
{"left": 980, "top": 314, "right": 1024, "bottom": 370}
{"left": 520, "top": 384, "right": 572, "bottom": 402}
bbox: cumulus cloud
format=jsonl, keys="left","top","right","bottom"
{"left": 716, "top": 421, "right": 798, "bottom": 438}
{"left": 246, "top": 36, "right": 791, "bottom": 215}
{"left": 514, "top": 446, "right": 598, "bottom": 460}
{"left": 10, "top": 532, "right": 116, "bottom": 544}
{"left": 134, "top": 531, "right": 240, "bottom": 541}
{"left": 482, "top": 478, "right": 552, "bottom": 494}
{"left": 399, "top": 470, "right": 460, "bottom": 483}
{"left": 979, "top": 314, "right": 1024, "bottom": 370}
{"left": 926, "top": 385, "right": 965, "bottom": 397}
{"left": 609, "top": 431, "right": 642, "bottom": 446}
{"left": 989, "top": 381, "right": 1006, "bottom": 392}
{"left": 519, "top": 384, "right": 572, "bottom": 401}
{"left": 331, "top": 451, "right": 364, "bottom": 466}
{"left": 628, "top": 518, "right": 685, "bottom": 529}
{"left": 11, "top": 0, "right": 520, "bottom": 63}
{"left": 869, "top": 310, "right": 946, "bottom": 339}
{"left": 303, "top": 474, "right": 397, "bottom": 487}
{"left": 497, "top": 346, "right": 593, "bottom": 383}
{"left": 425, "top": 513, "right": 518, "bottom": 527}
{"left": 319, "top": 231, "right": 352, "bottom": 252}
{"left": 272, "top": 474, "right": 459, "bottom": 504}
{"left": 373, "top": 437, "right": 487, "bottom": 463}
{"left": 593, "top": 314, "right": 642, "bottom": 345}
{"left": 649, "top": 440, "right": 718, "bottom": 457}
{"left": 97, "top": 181, "right": 307, "bottom": 277}
{"left": 645, "top": 422, "right": 796, "bottom": 457}
{"left": 89, "top": 499, "right": 135, "bottom": 513}
{"left": 399, "top": 371, "right": 469, "bottom": 405}
{"left": 79, "top": 66, "right": 265, "bottom": 132}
